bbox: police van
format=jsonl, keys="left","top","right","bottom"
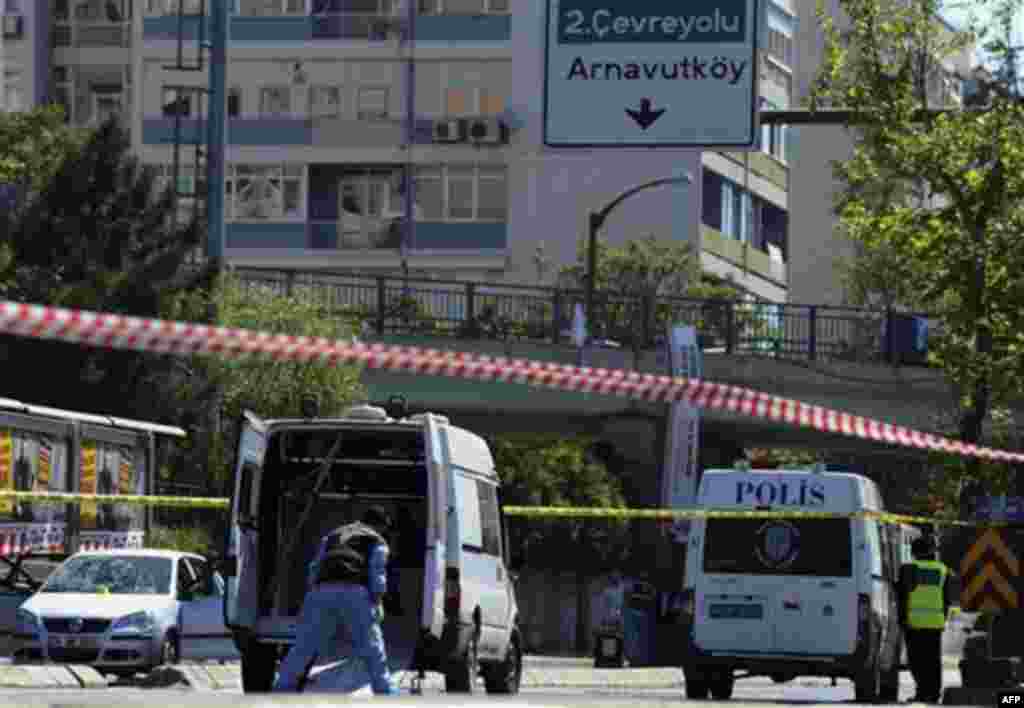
{"left": 681, "top": 465, "right": 906, "bottom": 703}
{"left": 222, "top": 403, "right": 522, "bottom": 695}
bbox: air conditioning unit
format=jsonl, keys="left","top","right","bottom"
{"left": 467, "top": 117, "right": 507, "bottom": 145}
{"left": 432, "top": 119, "right": 464, "bottom": 143}
{"left": 2, "top": 15, "right": 24, "bottom": 39}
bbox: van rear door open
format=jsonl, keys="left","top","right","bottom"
{"left": 422, "top": 414, "right": 448, "bottom": 641}
{"left": 224, "top": 412, "right": 268, "bottom": 633}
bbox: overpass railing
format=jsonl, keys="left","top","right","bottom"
{"left": 230, "top": 268, "right": 936, "bottom": 367}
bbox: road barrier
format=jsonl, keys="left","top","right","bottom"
{"left": 0, "top": 299, "right": 1019, "bottom": 463}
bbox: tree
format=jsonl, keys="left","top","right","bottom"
{"left": 557, "top": 235, "right": 746, "bottom": 361}
{"left": 490, "top": 434, "right": 630, "bottom": 654}
{"left": 171, "top": 271, "right": 366, "bottom": 492}
{"left": 0, "top": 115, "right": 213, "bottom": 423}
{"left": 808, "top": 0, "right": 1024, "bottom": 498}
{"left": 0, "top": 105, "right": 89, "bottom": 287}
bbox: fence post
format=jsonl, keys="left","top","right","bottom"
{"left": 725, "top": 301, "right": 736, "bottom": 355}
{"left": 551, "top": 290, "right": 562, "bottom": 343}
{"left": 376, "top": 277, "right": 386, "bottom": 335}
{"left": 885, "top": 307, "right": 895, "bottom": 365}
{"left": 465, "top": 282, "right": 476, "bottom": 328}
{"left": 285, "top": 270, "right": 295, "bottom": 298}
{"left": 808, "top": 305, "right": 818, "bottom": 361}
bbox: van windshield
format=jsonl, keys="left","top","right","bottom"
{"left": 702, "top": 518, "right": 853, "bottom": 577}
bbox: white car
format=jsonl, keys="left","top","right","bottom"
{"left": 12, "top": 548, "right": 235, "bottom": 677}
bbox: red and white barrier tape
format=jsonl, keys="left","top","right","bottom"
{"left": 0, "top": 300, "right": 1021, "bottom": 463}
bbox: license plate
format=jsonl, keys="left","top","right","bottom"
{"left": 49, "top": 636, "right": 96, "bottom": 649}
{"left": 709, "top": 604, "right": 763, "bottom": 619}
{"left": 601, "top": 638, "right": 617, "bottom": 656}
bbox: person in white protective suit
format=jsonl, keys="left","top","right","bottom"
{"left": 273, "top": 507, "right": 398, "bottom": 695}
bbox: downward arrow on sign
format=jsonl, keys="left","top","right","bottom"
{"left": 626, "top": 99, "right": 666, "bottom": 130}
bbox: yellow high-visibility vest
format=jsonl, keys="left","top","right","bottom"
{"left": 906, "top": 560, "right": 948, "bottom": 630}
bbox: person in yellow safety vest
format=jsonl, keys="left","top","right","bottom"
{"left": 898, "top": 535, "right": 954, "bottom": 703}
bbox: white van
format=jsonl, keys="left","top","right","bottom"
{"left": 221, "top": 405, "right": 522, "bottom": 695}
{"left": 681, "top": 467, "right": 906, "bottom": 703}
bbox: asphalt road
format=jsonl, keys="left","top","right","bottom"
{"left": 0, "top": 669, "right": 965, "bottom": 703}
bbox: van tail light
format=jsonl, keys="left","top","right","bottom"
{"left": 681, "top": 588, "right": 696, "bottom": 618}
{"left": 444, "top": 568, "right": 461, "bottom": 618}
{"left": 857, "top": 593, "right": 870, "bottom": 641}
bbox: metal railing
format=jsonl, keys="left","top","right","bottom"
{"left": 230, "top": 267, "right": 937, "bottom": 367}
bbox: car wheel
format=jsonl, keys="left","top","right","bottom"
{"left": 483, "top": 633, "right": 522, "bottom": 695}
{"left": 879, "top": 663, "right": 900, "bottom": 702}
{"left": 854, "top": 659, "right": 881, "bottom": 704}
{"left": 710, "top": 672, "right": 734, "bottom": 700}
{"left": 240, "top": 640, "right": 278, "bottom": 693}
{"left": 158, "top": 631, "right": 180, "bottom": 667}
{"left": 445, "top": 634, "right": 479, "bottom": 693}
{"left": 684, "top": 666, "right": 710, "bottom": 699}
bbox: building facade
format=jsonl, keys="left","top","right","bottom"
{"left": 1, "top": 0, "right": 795, "bottom": 301}
{"left": 788, "top": 0, "right": 972, "bottom": 307}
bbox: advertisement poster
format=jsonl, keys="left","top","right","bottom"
{"left": 661, "top": 325, "right": 702, "bottom": 544}
{"left": 30, "top": 434, "right": 67, "bottom": 524}
{"left": 80, "top": 441, "right": 98, "bottom": 529}
{"left": 0, "top": 430, "right": 12, "bottom": 516}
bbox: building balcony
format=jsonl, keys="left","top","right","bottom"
{"left": 142, "top": 118, "right": 313, "bottom": 146}
{"left": 701, "top": 225, "right": 787, "bottom": 285}
{"left": 53, "top": 20, "right": 132, "bottom": 48}
{"left": 223, "top": 220, "right": 507, "bottom": 251}
{"left": 142, "top": 12, "right": 509, "bottom": 42}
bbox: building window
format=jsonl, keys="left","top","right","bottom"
{"left": 236, "top": 0, "right": 306, "bottom": 16}
{"left": 446, "top": 167, "right": 474, "bottom": 220}
{"left": 259, "top": 86, "right": 292, "bottom": 117}
{"left": 227, "top": 163, "right": 306, "bottom": 220}
{"left": 162, "top": 86, "right": 195, "bottom": 117}
{"left": 228, "top": 87, "right": 242, "bottom": 117}
{"left": 419, "top": 0, "right": 509, "bottom": 13}
{"left": 145, "top": 0, "right": 202, "bottom": 15}
{"left": 762, "top": 58, "right": 793, "bottom": 104}
{"left": 766, "top": 27, "right": 794, "bottom": 68}
{"left": 357, "top": 87, "right": 389, "bottom": 120}
{"left": 414, "top": 165, "right": 507, "bottom": 222}
{"left": 309, "top": 85, "right": 341, "bottom": 119}
{"left": 445, "top": 87, "right": 505, "bottom": 117}
{"left": 2, "top": 71, "right": 24, "bottom": 113}
{"left": 759, "top": 98, "right": 787, "bottom": 163}
{"left": 477, "top": 167, "right": 507, "bottom": 220}
{"left": 92, "top": 89, "right": 124, "bottom": 126}
{"left": 51, "top": 66, "right": 72, "bottom": 121}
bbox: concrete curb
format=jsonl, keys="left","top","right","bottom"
{"left": 0, "top": 664, "right": 108, "bottom": 689}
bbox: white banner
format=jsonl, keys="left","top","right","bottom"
{"left": 661, "top": 325, "right": 702, "bottom": 544}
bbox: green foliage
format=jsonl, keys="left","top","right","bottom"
{"left": 171, "top": 271, "right": 366, "bottom": 488}
{"left": 490, "top": 434, "right": 629, "bottom": 574}
{"left": 809, "top": 0, "right": 1024, "bottom": 503}
{"left": 557, "top": 235, "right": 745, "bottom": 350}
{"left": 146, "top": 525, "right": 214, "bottom": 557}
{"left": 0, "top": 116, "right": 213, "bottom": 423}
{"left": 0, "top": 105, "right": 86, "bottom": 194}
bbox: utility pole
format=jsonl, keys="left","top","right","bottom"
{"left": 401, "top": 0, "right": 416, "bottom": 291}
{"left": 206, "top": 0, "right": 229, "bottom": 271}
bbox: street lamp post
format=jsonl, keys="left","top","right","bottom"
{"left": 584, "top": 172, "right": 695, "bottom": 333}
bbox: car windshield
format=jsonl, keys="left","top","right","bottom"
{"left": 41, "top": 556, "right": 173, "bottom": 595}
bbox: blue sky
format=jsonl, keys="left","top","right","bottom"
{"left": 941, "top": 1, "right": 1022, "bottom": 67}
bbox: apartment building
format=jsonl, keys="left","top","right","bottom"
{"left": 788, "top": 0, "right": 972, "bottom": 306}
{"left": 1, "top": 0, "right": 794, "bottom": 301}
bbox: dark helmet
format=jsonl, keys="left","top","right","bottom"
{"left": 912, "top": 536, "right": 936, "bottom": 558}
